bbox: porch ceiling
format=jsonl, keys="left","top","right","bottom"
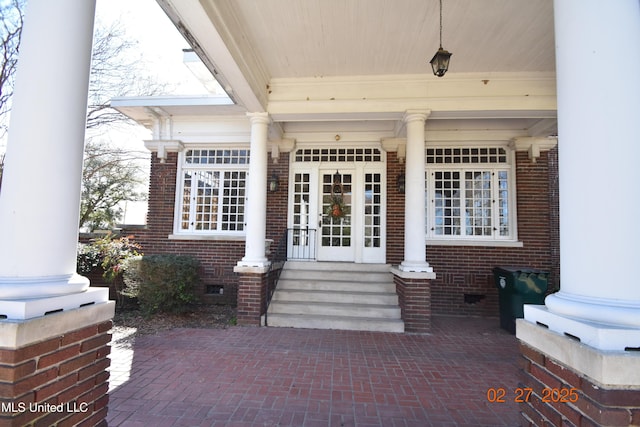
{"left": 209, "top": 0, "right": 555, "bottom": 78}
{"left": 148, "top": 0, "right": 557, "bottom": 138}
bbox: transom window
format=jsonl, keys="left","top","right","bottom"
{"left": 426, "top": 147, "right": 514, "bottom": 241}
{"left": 426, "top": 147, "right": 508, "bottom": 164}
{"left": 295, "top": 148, "right": 382, "bottom": 162}
{"left": 185, "top": 149, "right": 250, "bottom": 165}
{"left": 177, "top": 148, "right": 249, "bottom": 234}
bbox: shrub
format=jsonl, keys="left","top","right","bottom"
{"left": 77, "top": 233, "right": 142, "bottom": 306}
{"left": 123, "top": 254, "right": 199, "bottom": 315}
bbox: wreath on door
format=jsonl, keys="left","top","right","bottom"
{"left": 325, "top": 182, "right": 349, "bottom": 220}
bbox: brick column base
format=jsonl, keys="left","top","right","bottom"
{"left": 391, "top": 268, "right": 433, "bottom": 333}
{"left": 517, "top": 320, "right": 640, "bottom": 427}
{"left": 0, "top": 301, "right": 115, "bottom": 427}
{"left": 235, "top": 268, "right": 268, "bottom": 326}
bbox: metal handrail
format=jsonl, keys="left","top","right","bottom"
{"left": 264, "top": 229, "right": 288, "bottom": 326}
{"left": 263, "top": 228, "right": 317, "bottom": 326}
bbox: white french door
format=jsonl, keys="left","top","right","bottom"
{"left": 289, "top": 163, "right": 386, "bottom": 263}
{"left": 318, "top": 169, "right": 355, "bottom": 261}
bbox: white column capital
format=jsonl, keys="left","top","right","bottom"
{"left": 403, "top": 110, "right": 431, "bottom": 124}
{"left": 247, "top": 111, "right": 271, "bottom": 126}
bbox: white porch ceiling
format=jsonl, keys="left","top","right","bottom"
{"left": 220, "top": 0, "right": 555, "bottom": 78}
{"left": 148, "top": 0, "right": 557, "bottom": 138}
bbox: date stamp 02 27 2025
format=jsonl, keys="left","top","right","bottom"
{"left": 486, "top": 387, "right": 579, "bottom": 404}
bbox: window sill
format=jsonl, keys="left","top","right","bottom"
{"left": 426, "top": 239, "right": 524, "bottom": 248}
{"left": 168, "top": 234, "right": 246, "bottom": 241}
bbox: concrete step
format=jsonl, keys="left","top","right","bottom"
{"left": 268, "top": 301, "right": 401, "bottom": 319}
{"left": 279, "top": 268, "right": 391, "bottom": 283}
{"left": 276, "top": 278, "right": 396, "bottom": 293}
{"left": 267, "top": 261, "right": 404, "bottom": 333}
{"left": 284, "top": 261, "right": 391, "bottom": 273}
{"left": 272, "top": 289, "right": 398, "bottom": 305}
{"left": 266, "top": 313, "right": 404, "bottom": 333}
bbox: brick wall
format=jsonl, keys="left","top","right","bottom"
{"left": 519, "top": 342, "right": 640, "bottom": 426}
{"left": 236, "top": 272, "right": 268, "bottom": 326}
{"left": 136, "top": 146, "right": 559, "bottom": 319}
{"left": 386, "top": 149, "right": 560, "bottom": 318}
{"left": 393, "top": 274, "right": 431, "bottom": 333}
{"left": 266, "top": 154, "right": 290, "bottom": 254}
{"left": 0, "top": 321, "right": 112, "bottom": 427}
{"left": 386, "top": 152, "right": 405, "bottom": 264}
{"left": 132, "top": 152, "right": 291, "bottom": 307}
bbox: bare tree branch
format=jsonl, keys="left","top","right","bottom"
{"left": 0, "top": 0, "right": 23, "bottom": 136}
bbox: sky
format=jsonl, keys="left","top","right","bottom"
{"left": 95, "top": 0, "right": 210, "bottom": 97}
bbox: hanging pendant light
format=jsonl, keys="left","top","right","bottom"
{"left": 430, "top": 0, "right": 452, "bottom": 77}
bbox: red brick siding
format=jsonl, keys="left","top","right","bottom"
{"left": 386, "top": 152, "right": 405, "bottom": 264}
{"left": 394, "top": 275, "right": 431, "bottom": 333}
{"left": 266, "top": 154, "right": 290, "bottom": 254}
{"left": 0, "top": 322, "right": 112, "bottom": 427}
{"left": 236, "top": 272, "right": 268, "bottom": 326}
{"left": 519, "top": 342, "right": 640, "bottom": 426}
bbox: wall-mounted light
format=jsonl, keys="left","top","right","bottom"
{"left": 430, "top": 0, "right": 452, "bottom": 77}
{"left": 397, "top": 173, "right": 406, "bottom": 194}
{"left": 269, "top": 173, "right": 279, "bottom": 192}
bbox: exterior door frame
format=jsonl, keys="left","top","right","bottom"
{"left": 288, "top": 151, "right": 386, "bottom": 263}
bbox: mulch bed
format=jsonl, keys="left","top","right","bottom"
{"left": 112, "top": 304, "right": 237, "bottom": 336}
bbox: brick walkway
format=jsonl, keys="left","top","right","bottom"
{"left": 107, "top": 316, "right": 521, "bottom": 426}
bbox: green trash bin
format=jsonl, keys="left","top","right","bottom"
{"left": 493, "top": 266, "right": 548, "bottom": 334}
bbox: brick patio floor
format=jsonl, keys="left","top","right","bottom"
{"left": 107, "top": 316, "right": 521, "bottom": 426}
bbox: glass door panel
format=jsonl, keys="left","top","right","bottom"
{"left": 317, "top": 170, "right": 354, "bottom": 261}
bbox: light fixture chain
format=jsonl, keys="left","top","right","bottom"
{"left": 439, "top": 0, "right": 443, "bottom": 48}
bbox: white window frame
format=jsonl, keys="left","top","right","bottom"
{"left": 425, "top": 145, "right": 520, "bottom": 246}
{"left": 171, "top": 147, "right": 249, "bottom": 239}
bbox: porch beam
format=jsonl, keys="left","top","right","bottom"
{"left": 267, "top": 72, "right": 557, "bottom": 122}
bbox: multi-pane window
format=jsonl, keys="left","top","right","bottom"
{"left": 364, "top": 173, "right": 382, "bottom": 248}
{"left": 178, "top": 149, "right": 248, "bottom": 234}
{"left": 295, "top": 148, "right": 382, "bottom": 162}
{"left": 426, "top": 147, "right": 514, "bottom": 241}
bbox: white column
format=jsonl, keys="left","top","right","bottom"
{"left": 237, "top": 112, "right": 270, "bottom": 269}
{"left": 524, "top": 0, "right": 640, "bottom": 348}
{"left": 0, "top": 0, "right": 97, "bottom": 303}
{"left": 399, "top": 111, "right": 433, "bottom": 273}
